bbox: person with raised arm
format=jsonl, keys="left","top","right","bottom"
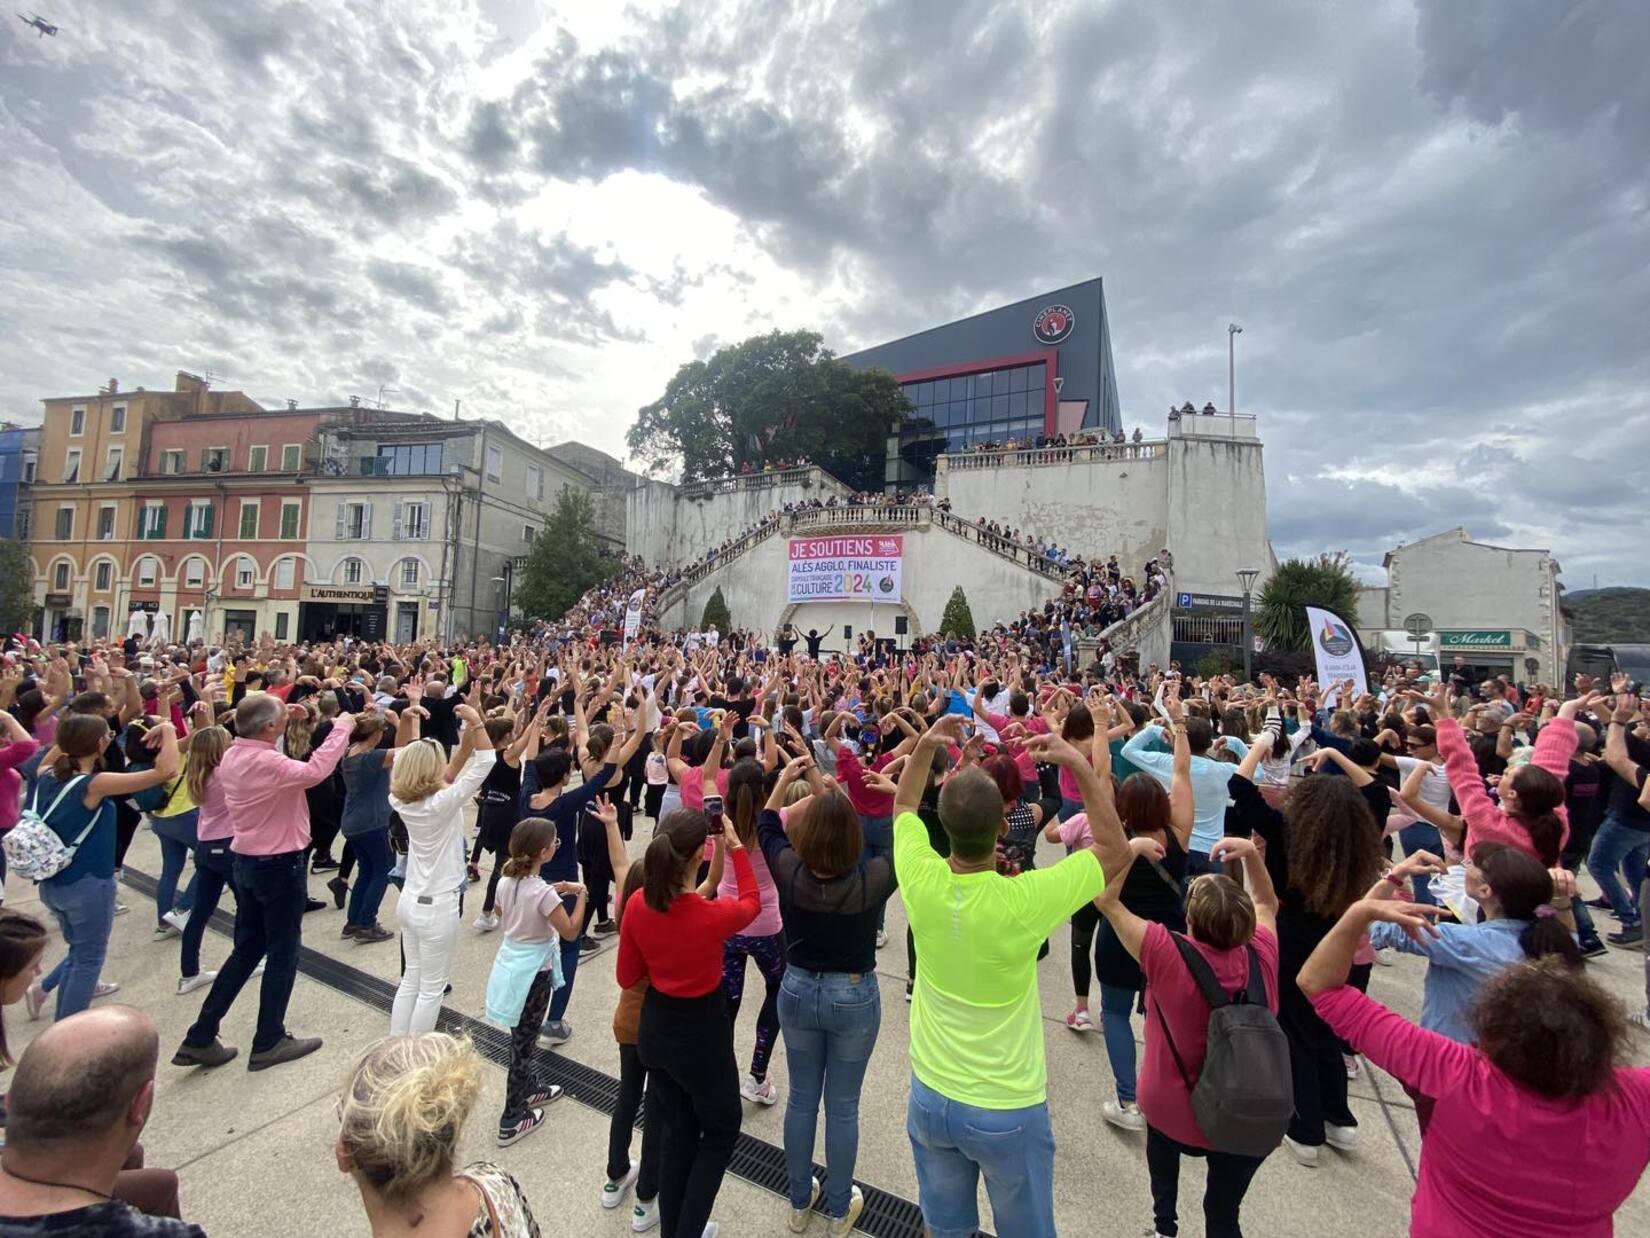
{"left": 895, "top": 712, "right": 1128, "bottom": 1238}
{"left": 1092, "top": 832, "right": 1279, "bottom": 1238}
{"left": 172, "top": 692, "right": 354, "bottom": 1071}
{"left": 1297, "top": 894, "right": 1650, "bottom": 1237}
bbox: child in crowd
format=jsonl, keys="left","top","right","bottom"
{"left": 483, "top": 816, "right": 585, "bottom": 1147}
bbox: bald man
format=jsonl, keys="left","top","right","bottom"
{"left": 0, "top": 1006, "right": 205, "bottom": 1236}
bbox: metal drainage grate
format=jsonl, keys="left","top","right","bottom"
{"left": 124, "top": 868, "right": 987, "bottom": 1238}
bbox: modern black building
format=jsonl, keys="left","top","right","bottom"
{"left": 840, "top": 278, "right": 1121, "bottom": 489}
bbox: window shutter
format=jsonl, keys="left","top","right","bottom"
{"left": 362, "top": 502, "right": 373, "bottom": 541}
{"left": 335, "top": 503, "right": 345, "bottom": 540}
{"left": 393, "top": 501, "right": 404, "bottom": 541}
{"left": 156, "top": 507, "right": 167, "bottom": 539}
{"left": 201, "top": 504, "right": 214, "bottom": 538}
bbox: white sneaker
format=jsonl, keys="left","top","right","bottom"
{"left": 252, "top": 960, "right": 266, "bottom": 978}
{"left": 1631, "top": 1007, "right": 1650, "bottom": 1035}
{"left": 702, "top": 1225, "right": 718, "bottom": 1238}
{"left": 92, "top": 981, "right": 120, "bottom": 999}
{"left": 741, "top": 1074, "right": 778, "bottom": 1105}
{"left": 1325, "top": 1122, "right": 1359, "bottom": 1151}
{"left": 602, "top": 1159, "right": 639, "bottom": 1210}
{"left": 162, "top": 909, "right": 190, "bottom": 933}
{"left": 1065, "top": 1005, "right": 1095, "bottom": 1032}
{"left": 788, "top": 1175, "right": 820, "bottom": 1232}
{"left": 826, "top": 1186, "right": 865, "bottom": 1238}
{"left": 631, "top": 1196, "right": 660, "bottom": 1232}
{"left": 24, "top": 979, "right": 46, "bottom": 1021}
{"left": 1343, "top": 1053, "right": 1361, "bottom": 1079}
{"left": 473, "top": 911, "right": 500, "bottom": 932}
{"left": 1373, "top": 947, "right": 1397, "bottom": 967}
{"left": 874, "top": 928, "right": 888, "bottom": 948}
{"left": 1283, "top": 1135, "right": 1320, "bottom": 1167}
{"left": 112, "top": 902, "right": 130, "bottom": 917}
{"left": 1102, "top": 1099, "right": 1146, "bottom": 1131}
{"left": 177, "top": 971, "right": 217, "bottom": 996}
{"left": 152, "top": 921, "right": 181, "bottom": 941}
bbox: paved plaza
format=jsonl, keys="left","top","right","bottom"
{"left": 8, "top": 818, "right": 1648, "bottom": 1238}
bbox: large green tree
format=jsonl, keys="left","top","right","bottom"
{"left": 627, "top": 330, "right": 911, "bottom": 492}
{"left": 1254, "top": 552, "right": 1361, "bottom": 652}
{"left": 515, "top": 488, "right": 616, "bottom": 622}
{"left": 0, "top": 540, "right": 33, "bottom": 635}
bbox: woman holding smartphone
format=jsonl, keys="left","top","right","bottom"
{"left": 615, "top": 785, "right": 759, "bottom": 1238}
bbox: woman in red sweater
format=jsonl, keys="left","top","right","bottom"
{"left": 616, "top": 806, "right": 759, "bottom": 1238}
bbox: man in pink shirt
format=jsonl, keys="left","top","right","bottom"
{"left": 172, "top": 691, "right": 352, "bottom": 1072}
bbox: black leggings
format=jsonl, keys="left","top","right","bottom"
{"left": 1280, "top": 979, "right": 1356, "bottom": 1147}
{"left": 608, "top": 1042, "right": 661, "bottom": 1202}
{"left": 1070, "top": 901, "right": 1102, "bottom": 997}
{"left": 1146, "top": 1125, "right": 1265, "bottom": 1238}
{"left": 638, "top": 988, "right": 742, "bottom": 1238}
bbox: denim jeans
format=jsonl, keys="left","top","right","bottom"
{"left": 545, "top": 890, "right": 582, "bottom": 1026}
{"left": 1397, "top": 822, "right": 1444, "bottom": 906}
{"left": 180, "top": 839, "right": 239, "bottom": 979}
{"left": 391, "top": 888, "right": 461, "bottom": 1034}
{"left": 860, "top": 815, "right": 892, "bottom": 930}
{"left": 153, "top": 810, "right": 199, "bottom": 922}
{"left": 39, "top": 874, "right": 116, "bottom": 1019}
{"left": 906, "top": 1073, "right": 1056, "bottom": 1238}
{"left": 778, "top": 967, "right": 881, "bottom": 1217}
{"left": 345, "top": 829, "right": 394, "bottom": 928}
{"left": 1587, "top": 815, "right": 1649, "bottom": 928}
{"left": 184, "top": 850, "right": 307, "bottom": 1054}
{"left": 1098, "top": 982, "right": 1139, "bottom": 1103}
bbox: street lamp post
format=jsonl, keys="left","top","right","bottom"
{"left": 1227, "top": 323, "right": 1243, "bottom": 417}
{"left": 1236, "top": 567, "right": 1259, "bottom": 682}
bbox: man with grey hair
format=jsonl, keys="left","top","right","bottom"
{"left": 0, "top": 1007, "right": 205, "bottom": 1235}
{"left": 172, "top": 691, "right": 353, "bottom": 1072}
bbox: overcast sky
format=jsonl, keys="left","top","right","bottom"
{"left": 2, "top": 1, "right": 1645, "bottom": 585}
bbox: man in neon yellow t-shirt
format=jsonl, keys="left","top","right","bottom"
{"left": 894, "top": 715, "right": 1132, "bottom": 1238}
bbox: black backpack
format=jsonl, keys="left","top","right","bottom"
{"left": 1154, "top": 933, "right": 1293, "bottom": 1157}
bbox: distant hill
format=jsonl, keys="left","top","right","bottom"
{"left": 1564, "top": 587, "right": 1650, "bottom": 643}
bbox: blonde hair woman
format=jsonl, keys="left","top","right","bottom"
{"left": 337, "top": 1032, "right": 540, "bottom": 1237}
{"left": 177, "top": 723, "right": 234, "bottom": 995}
{"left": 388, "top": 694, "right": 495, "bottom": 1034}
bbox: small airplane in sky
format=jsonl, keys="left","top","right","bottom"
{"left": 17, "top": 11, "right": 57, "bottom": 36}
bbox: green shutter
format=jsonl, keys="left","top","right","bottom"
{"left": 198, "top": 504, "right": 213, "bottom": 539}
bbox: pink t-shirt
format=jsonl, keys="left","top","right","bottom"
{"left": 195, "top": 771, "right": 234, "bottom": 842}
{"left": 985, "top": 711, "right": 1049, "bottom": 783}
{"left": 680, "top": 764, "right": 731, "bottom": 860}
{"left": 1137, "top": 921, "right": 1281, "bottom": 1150}
{"left": 1056, "top": 812, "right": 1094, "bottom": 849}
{"left": 1311, "top": 984, "right": 1650, "bottom": 1237}
{"left": 716, "top": 830, "right": 782, "bottom": 937}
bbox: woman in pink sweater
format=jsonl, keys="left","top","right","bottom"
{"left": 1299, "top": 896, "right": 1650, "bottom": 1237}
{"left": 1431, "top": 688, "right": 1583, "bottom": 865}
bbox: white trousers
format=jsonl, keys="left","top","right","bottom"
{"left": 391, "top": 889, "right": 461, "bottom": 1034}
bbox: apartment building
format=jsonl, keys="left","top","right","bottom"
{"left": 306, "top": 414, "right": 598, "bottom": 642}
{"left": 31, "top": 373, "right": 263, "bottom": 641}
{"left": 26, "top": 373, "right": 629, "bottom": 644}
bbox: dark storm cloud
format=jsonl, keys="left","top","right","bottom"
{"left": 3, "top": 0, "right": 1645, "bottom": 583}
{"left": 451, "top": 0, "right": 1650, "bottom": 579}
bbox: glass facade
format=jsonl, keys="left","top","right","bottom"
{"left": 890, "top": 361, "right": 1048, "bottom": 487}
{"left": 903, "top": 362, "right": 1046, "bottom": 451}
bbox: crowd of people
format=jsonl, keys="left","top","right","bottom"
{"left": 958, "top": 427, "right": 1144, "bottom": 454}
{"left": 0, "top": 601, "right": 1646, "bottom": 1238}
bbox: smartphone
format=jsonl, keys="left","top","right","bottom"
{"left": 703, "top": 795, "right": 725, "bottom": 819}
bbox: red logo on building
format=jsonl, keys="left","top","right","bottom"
{"left": 1033, "top": 304, "right": 1075, "bottom": 345}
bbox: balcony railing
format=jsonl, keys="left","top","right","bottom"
{"left": 653, "top": 501, "right": 1072, "bottom": 613}
{"left": 938, "top": 440, "right": 1166, "bottom": 472}
{"left": 676, "top": 465, "right": 856, "bottom": 502}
